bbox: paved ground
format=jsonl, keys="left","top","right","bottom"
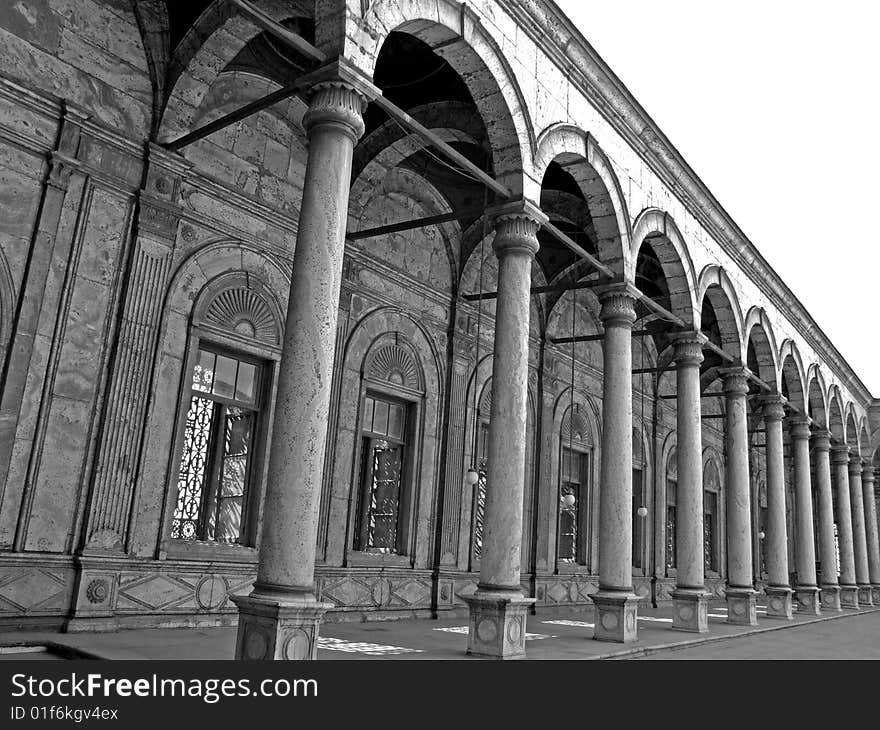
{"left": 2, "top": 600, "right": 878, "bottom": 660}
{"left": 638, "top": 609, "right": 880, "bottom": 659}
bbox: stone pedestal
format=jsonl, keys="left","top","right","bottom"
{"left": 872, "top": 586, "right": 880, "bottom": 605}
{"left": 840, "top": 585, "right": 860, "bottom": 609}
{"left": 820, "top": 585, "right": 842, "bottom": 611}
{"left": 671, "top": 588, "right": 709, "bottom": 633}
{"left": 795, "top": 586, "right": 821, "bottom": 615}
{"left": 591, "top": 591, "right": 640, "bottom": 643}
{"left": 462, "top": 593, "right": 536, "bottom": 659}
{"left": 232, "top": 593, "right": 333, "bottom": 660}
{"left": 857, "top": 586, "right": 873, "bottom": 606}
{"left": 765, "top": 585, "right": 794, "bottom": 619}
{"left": 725, "top": 587, "right": 758, "bottom": 626}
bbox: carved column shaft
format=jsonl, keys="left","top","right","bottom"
{"left": 811, "top": 431, "right": 840, "bottom": 610}
{"left": 722, "top": 368, "right": 757, "bottom": 625}
{"left": 464, "top": 201, "right": 543, "bottom": 659}
{"left": 591, "top": 284, "right": 640, "bottom": 643}
{"left": 832, "top": 445, "right": 859, "bottom": 608}
{"left": 862, "top": 467, "right": 880, "bottom": 603}
{"left": 790, "top": 417, "right": 819, "bottom": 613}
{"left": 762, "top": 396, "right": 793, "bottom": 618}
{"left": 849, "top": 458, "right": 872, "bottom": 605}
{"left": 234, "top": 72, "right": 369, "bottom": 660}
{"left": 671, "top": 333, "right": 708, "bottom": 633}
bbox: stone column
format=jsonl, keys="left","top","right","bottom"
{"left": 849, "top": 458, "right": 873, "bottom": 606}
{"left": 720, "top": 368, "right": 756, "bottom": 625}
{"left": 789, "top": 417, "right": 820, "bottom": 614}
{"left": 811, "top": 430, "right": 841, "bottom": 610}
{"left": 862, "top": 466, "right": 880, "bottom": 605}
{"left": 671, "top": 333, "right": 708, "bottom": 633}
{"left": 762, "top": 396, "right": 793, "bottom": 618}
{"left": 590, "top": 284, "right": 641, "bottom": 643}
{"left": 232, "top": 67, "right": 369, "bottom": 660}
{"left": 463, "top": 201, "right": 545, "bottom": 659}
{"left": 832, "top": 445, "right": 859, "bottom": 608}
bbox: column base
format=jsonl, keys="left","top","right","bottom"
{"left": 589, "top": 590, "right": 640, "bottom": 643}
{"left": 840, "top": 584, "right": 860, "bottom": 609}
{"left": 872, "top": 586, "right": 880, "bottom": 606}
{"left": 462, "top": 591, "right": 536, "bottom": 659}
{"left": 725, "top": 587, "right": 758, "bottom": 626}
{"left": 820, "top": 584, "right": 842, "bottom": 611}
{"left": 794, "top": 585, "right": 821, "bottom": 615}
{"left": 857, "top": 585, "right": 874, "bottom": 606}
{"left": 231, "top": 592, "right": 333, "bottom": 660}
{"left": 671, "top": 588, "right": 709, "bottom": 633}
{"left": 764, "top": 586, "right": 794, "bottom": 619}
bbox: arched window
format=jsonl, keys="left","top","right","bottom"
{"left": 703, "top": 459, "right": 721, "bottom": 573}
{"left": 666, "top": 446, "right": 677, "bottom": 573}
{"left": 170, "top": 276, "right": 282, "bottom": 547}
{"left": 471, "top": 384, "right": 492, "bottom": 562}
{"left": 557, "top": 405, "right": 592, "bottom": 566}
{"left": 632, "top": 428, "right": 647, "bottom": 572}
{"left": 354, "top": 339, "right": 425, "bottom": 556}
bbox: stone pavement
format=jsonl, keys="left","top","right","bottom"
{"left": 2, "top": 600, "right": 879, "bottom": 660}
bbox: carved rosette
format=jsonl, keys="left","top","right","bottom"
{"left": 492, "top": 212, "right": 541, "bottom": 258}
{"left": 720, "top": 367, "right": 750, "bottom": 397}
{"left": 598, "top": 286, "right": 637, "bottom": 328}
{"left": 303, "top": 82, "right": 368, "bottom": 142}
{"left": 760, "top": 395, "right": 786, "bottom": 424}
{"left": 671, "top": 333, "right": 705, "bottom": 368}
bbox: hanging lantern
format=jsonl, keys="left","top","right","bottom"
{"left": 637, "top": 506, "right": 648, "bottom": 518}
{"left": 758, "top": 531, "right": 766, "bottom": 540}
{"left": 465, "top": 468, "right": 480, "bottom": 486}
{"left": 562, "top": 493, "right": 576, "bottom": 508}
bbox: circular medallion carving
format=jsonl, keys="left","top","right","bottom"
{"left": 244, "top": 628, "right": 268, "bottom": 660}
{"left": 181, "top": 224, "right": 197, "bottom": 243}
{"left": 625, "top": 611, "right": 636, "bottom": 633}
{"left": 154, "top": 176, "right": 170, "bottom": 194}
{"left": 507, "top": 616, "right": 522, "bottom": 644}
{"left": 600, "top": 611, "right": 618, "bottom": 631}
{"left": 678, "top": 605, "right": 694, "bottom": 622}
{"left": 283, "top": 629, "right": 311, "bottom": 660}
{"left": 196, "top": 575, "right": 228, "bottom": 610}
{"left": 770, "top": 597, "right": 782, "bottom": 612}
{"left": 477, "top": 618, "right": 498, "bottom": 643}
{"left": 732, "top": 602, "right": 745, "bottom": 616}
{"left": 85, "top": 578, "right": 109, "bottom": 604}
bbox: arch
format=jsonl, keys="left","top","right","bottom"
{"left": 805, "top": 365, "right": 829, "bottom": 430}
{"left": 845, "top": 404, "right": 860, "bottom": 452}
{"left": 0, "top": 246, "right": 14, "bottom": 375}
{"left": 827, "top": 386, "right": 846, "bottom": 443}
{"left": 158, "top": 0, "right": 312, "bottom": 141}
{"left": 338, "top": 0, "right": 533, "bottom": 195}
{"left": 778, "top": 340, "right": 807, "bottom": 413}
{"left": 743, "top": 307, "right": 779, "bottom": 388}
{"left": 697, "top": 265, "right": 744, "bottom": 359}
{"left": 859, "top": 419, "right": 872, "bottom": 461}
{"left": 533, "top": 124, "right": 631, "bottom": 276}
{"left": 629, "top": 209, "right": 699, "bottom": 326}
{"left": 136, "top": 240, "right": 292, "bottom": 555}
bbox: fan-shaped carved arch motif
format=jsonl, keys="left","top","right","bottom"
{"left": 202, "top": 287, "right": 280, "bottom": 345}
{"left": 366, "top": 345, "right": 423, "bottom": 391}
{"left": 561, "top": 407, "right": 591, "bottom": 446}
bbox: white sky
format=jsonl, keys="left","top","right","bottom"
{"left": 554, "top": 0, "right": 879, "bottom": 397}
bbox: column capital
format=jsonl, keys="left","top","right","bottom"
{"left": 831, "top": 444, "right": 851, "bottom": 464}
{"left": 597, "top": 283, "right": 639, "bottom": 328}
{"left": 670, "top": 331, "right": 706, "bottom": 367}
{"left": 788, "top": 416, "right": 812, "bottom": 441}
{"left": 849, "top": 457, "right": 865, "bottom": 476}
{"left": 300, "top": 60, "right": 375, "bottom": 141}
{"left": 863, "top": 465, "right": 876, "bottom": 485}
{"left": 810, "top": 429, "right": 832, "bottom": 451}
{"left": 488, "top": 200, "right": 546, "bottom": 257}
{"left": 759, "top": 394, "right": 786, "bottom": 423}
{"left": 719, "top": 366, "right": 750, "bottom": 396}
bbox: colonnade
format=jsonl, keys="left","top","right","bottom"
{"left": 231, "top": 66, "right": 880, "bottom": 660}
